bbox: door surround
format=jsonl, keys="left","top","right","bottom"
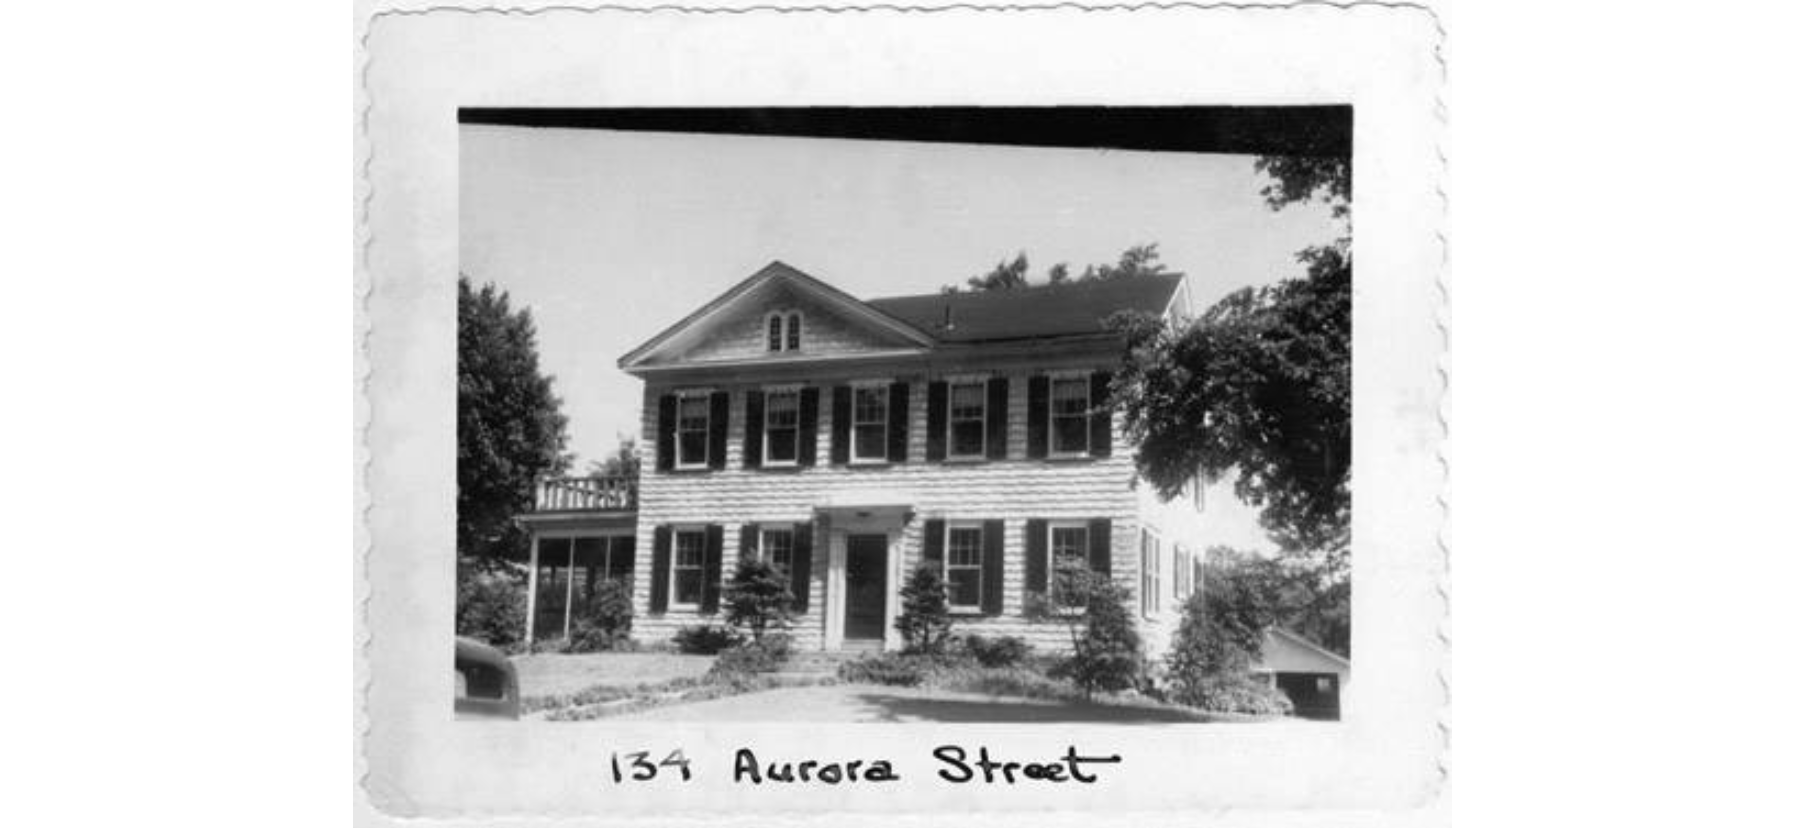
{"left": 820, "top": 506, "right": 909, "bottom": 651}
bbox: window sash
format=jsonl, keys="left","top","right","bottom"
{"left": 944, "top": 526, "right": 984, "bottom": 611}
{"left": 759, "top": 528, "right": 794, "bottom": 575}
{"left": 947, "top": 382, "right": 986, "bottom": 458}
{"left": 785, "top": 312, "right": 801, "bottom": 351}
{"left": 676, "top": 396, "right": 710, "bottom": 467}
{"left": 1050, "top": 378, "right": 1090, "bottom": 455}
{"left": 767, "top": 315, "right": 783, "bottom": 352}
{"left": 764, "top": 391, "right": 800, "bottom": 463}
{"left": 1047, "top": 523, "right": 1090, "bottom": 608}
{"left": 672, "top": 531, "right": 706, "bottom": 608}
{"left": 852, "top": 386, "right": 888, "bottom": 461}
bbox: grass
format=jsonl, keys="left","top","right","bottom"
{"left": 512, "top": 652, "right": 715, "bottom": 701}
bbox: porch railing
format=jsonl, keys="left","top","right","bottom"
{"left": 533, "top": 474, "right": 637, "bottom": 512}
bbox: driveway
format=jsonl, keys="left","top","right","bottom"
{"left": 607, "top": 683, "right": 1269, "bottom": 724}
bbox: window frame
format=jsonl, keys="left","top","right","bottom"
{"left": 762, "top": 386, "right": 802, "bottom": 467}
{"left": 755, "top": 525, "right": 796, "bottom": 577}
{"left": 945, "top": 378, "right": 988, "bottom": 461}
{"left": 1140, "top": 529, "right": 1163, "bottom": 619}
{"left": 850, "top": 382, "right": 890, "bottom": 464}
{"left": 1047, "top": 373, "right": 1093, "bottom": 458}
{"left": 941, "top": 521, "right": 986, "bottom": 614}
{"left": 669, "top": 527, "right": 708, "bottom": 611}
{"left": 765, "top": 310, "right": 804, "bottom": 353}
{"left": 1046, "top": 519, "right": 1091, "bottom": 610}
{"left": 674, "top": 390, "right": 713, "bottom": 470}
{"left": 785, "top": 311, "right": 802, "bottom": 351}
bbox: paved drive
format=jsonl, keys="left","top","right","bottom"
{"left": 607, "top": 683, "right": 1268, "bottom": 724}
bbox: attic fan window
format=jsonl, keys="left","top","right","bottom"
{"left": 767, "top": 312, "right": 804, "bottom": 352}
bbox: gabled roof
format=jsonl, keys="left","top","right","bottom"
{"left": 618, "top": 260, "right": 937, "bottom": 370}
{"left": 867, "top": 273, "right": 1187, "bottom": 344}
{"left": 1256, "top": 627, "right": 1352, "bottom": 674}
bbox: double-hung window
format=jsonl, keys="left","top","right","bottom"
{"left": 948, "top": 381, "right": 986, "bottom": 459}
{"left": 1050, "top": 376, "right": 1091, "bottom": 456}
{"left": 1139, "top": 530, "right": 1162, "bottom": 618}
{"left": 766, "top": 312, "right": 804, "bottom": 352}
{"left": 852, "top": 385, "right": 888, "bottom": 462}
{"left": 764, "top": 389, "right": 800, "bottom": 465}
{"left": 1048, "top": 521, "right": 1090, "bottom": 608}
{"left": 943, "top": 524, "right": 984, "bottom": 612}
{"left": 671, "top": 529, "right": 706, "bottom": 609}
{"left": 758, "top": 527, "right": 795, "bottom": 576}
{"left": 676, "top": 394, "right": 711, "bottom": 469}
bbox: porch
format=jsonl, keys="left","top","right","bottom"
{"left": 517, "top": 475, "right": 638, "bottom": 646}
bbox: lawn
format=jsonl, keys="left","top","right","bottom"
{"left": 605, "top": 683, "right": 1274, "bottom": 723}
{"left": 511, "top": 652, "right": 715, "bottom": 699}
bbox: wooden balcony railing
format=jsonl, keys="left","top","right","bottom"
{"left": 533, "top": 475, "right": 637, "bottom": 512}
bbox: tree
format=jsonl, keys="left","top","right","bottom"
{"left": 586, "top": 433, "right": 642, "bottom": 481}
{"left": 457, "top": 275, "right": 571, "bottom": 566}
{"left": 963, "top": 251, "right": 1032, "bottom": 292}
{"left": 1027, "top": 562, "right": 1143, "bottom": 700}
{"left": 1076, "top": 243, "right": 1172, "bottom": 282}
{"left": 722, "top": 558, "right": 794, "bottom": 642}
{"left": 1164, "top": 589, "right": 1294, "bottom": 715}
{"left": 946, "top": 244, "right": 1173, "bottom": 293}
{"left": 895, "top": 564, "right": 954, "bottom": 654}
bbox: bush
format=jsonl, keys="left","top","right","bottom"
{"left": 837, "top": 652, "right": 935, "bottom": 687}
{"left": 1164, "top": 592, "right": 1292, "bottom": 715}
{"left": 673, "top": 624, "right": 741, "bottom": 654}
{"left": 723, "top": 558, "right": 794, "bottom": 642}
{"left": 1027, "top": 563, "right": 1143, "bottom": 699}
{"left": 708, "top": 634, "right": 794, "bottom": 678}
{"left": 895, "top": 564, "right": 954, "bottom": 654}
{"left": 455, "top": 568, "right": 526, "bottom": 650}
{"left": 961, "top": 634, "right": 1032, "bottom": 668}
{"left": 565, "top": 580, "right": 635, "bottom": 652}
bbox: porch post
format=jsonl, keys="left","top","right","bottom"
{"left": 524, "top": 533, "right": 539, "bottom": 648}
{"left": 562, "top": 540, "right": 576, "bottom": 640}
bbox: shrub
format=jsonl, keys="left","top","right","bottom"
{"left": 455, "top": 568, "right": 526, "bottom": 650}
{"left": 564, "top": 580, "right": 635, "bottom": 652}
{"left": 673, "top": 624, "right": 741, "bottom": 654}
{"left": 961, "top": 634, "right": 1032, "bottom": 668}
{"left": 1164, "top": 591, "right": 1292, "bottom": 715}
{"left": 837, "top": 652, "right": 933, "bottom": 687}
{"left": 1027, "top": 563, "right": 1143, "bottom": 699}
{"left": 723, "top": 558, "right": 794, "bottom": 642}
{"left": 708, "top": 634, "right": 794, "bottom": 678}
{"left": 895, "top": 564, "right": 954, "bottom": 654}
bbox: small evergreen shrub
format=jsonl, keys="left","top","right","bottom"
{"left": 708, "top": 634, "right": 794, "bottom": 678}
{"left": 1027, "top": 563, "right": 1143, "bottom": 699}
{"left": 723, "top": 558, "right": 794, "bottom": 642}
{"left": 895, "top": 564, "right": 954, "bottom": 654}
{"left": 673, "top": 624, "right": 741, "bottom": 654}
{"left": 1165, "top": 592, "right": 1294, "bottom": 715}
{"left": 961, "top": 634, "right": 1032, "bottom": 668}
{"left": 564, "top": 580, "right": 635, "bottom": 652}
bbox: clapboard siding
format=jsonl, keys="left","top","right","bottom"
{"left": 631, "top": 370, "right": 1146, "bottom": 651}
{"left": 674, "top": 283, "right": 902, "bottom": 363}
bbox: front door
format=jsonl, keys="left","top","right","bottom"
{"left": 843, "top": 534, "right": 888, "bottom": 641}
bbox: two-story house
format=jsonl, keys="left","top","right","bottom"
{"left": 516, "top": 261, "right": 1211, "bottom": 655}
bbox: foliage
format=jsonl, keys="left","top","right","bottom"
{"left": 944, "top": 244, "right": 1173, "bottom": 292}
{"left": 962, "top": 251, "right": 1032, "bottom": 292}
{"left": 1168, "top": 671, "right": 1294, "bottom": 716}
{"left": 1208, "top": 546, "right": 1349, "bottom": 657}
{"left": 457, "top": 275, "right": 570, "bottom": 564}
{"left": 1254, "top": 155, "right": 1350, "bottom": 219}
{"left": 837, "top": 652, "right": 935, "bottom": 687}
{"left": 1026, "top": 562, "right": 1143, "bottom": 699}
{"left": 1075, "top": 243, "right": 1172, "bottom": 282}
{"left": 585, "top": 433, "right": 642, "bottom": 482}
{"left": 454, "top": 566, "right": 526, "bottom": 650}
{"left": 672, "top": 624, "right": 741, "bottom": 655}
{"left": 895, "top": 564, "right": 955, "bottom": 654}
{"left": 707, "top": 634, "right": 794, "bottom": 678}
{"left": 722, "top": 558, "right": 795, "bottom": 642}
{"left": 564, "top": 580, "right": 635, "bottom": 652}
{"left": 961, "top": 634, "right": 1033, "bottom": 668}
{"left": 1109, "top": 239, "right": 1350, "bottom": 558}
{"left": 1164, "top": 590, "right": 1296, "bottom": 716}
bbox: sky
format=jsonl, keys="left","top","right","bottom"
{"left": 460, "top": 125, "right": 1340, "bottom": 549}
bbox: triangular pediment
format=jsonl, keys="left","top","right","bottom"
{"left": 619, "top": 261, "right": 935, "bottom": 372}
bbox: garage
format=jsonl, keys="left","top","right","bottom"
{"left": 1254, "top": 627, "right": 1351, "bottom": 721}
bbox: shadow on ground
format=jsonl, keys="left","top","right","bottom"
{"left": 851, "top": 691, "right": 1223, "bottom": 724}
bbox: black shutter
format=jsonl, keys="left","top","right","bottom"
{"left": 1026, "top": 375, "right": 1049, "bottom": 459}
{"left": 887, "top": 381, "right": 910, "bottom": 462}
{"left": 700, "top": 524, "right": 724, "bottom": 613}
{"left": 791, "top": 522, "right": 813, "bottom": 611}
{"left": 925, "top": 380, "right": 948, "bottom": 462}
{"left": 981, "top": 519, "right": 1005, "bottom": 615}
{"left": 797, "top": 387, "right": 819, "bottom": 467}
{"left": 655, "top": 394, "right": 676, "bottom": 471}
{"left": 707, "top": 391, "right": 730, "bottom": 469}
{"left": 740, "top": 523, "right": 758, "bottom": 563}
{"left": 649, "top": 526, "right": 672, "bottom": 613}
{"left": 1025, "top": 518, "right": 1048, "bottom": 593}
{"left": 1089, "top": 371, "right": 1113, "bottom": 458}
{"left": 986, "top": 377, "right": 1009, "bottom": 460}
{"left": 743, "top": 390, "right": 764, "bottom": 469}
{"left": 922, "top": 518, "right": 945, "bottom": 566}
{"left": 830, "top": 386, "right": 851, "bottom": 465}
{"left": 1087, "top": 518, "right": 1112, "bottom": 575}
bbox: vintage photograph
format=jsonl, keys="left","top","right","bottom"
{"left": 453, "top": 107, "right": 1354, "bottom": 725}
